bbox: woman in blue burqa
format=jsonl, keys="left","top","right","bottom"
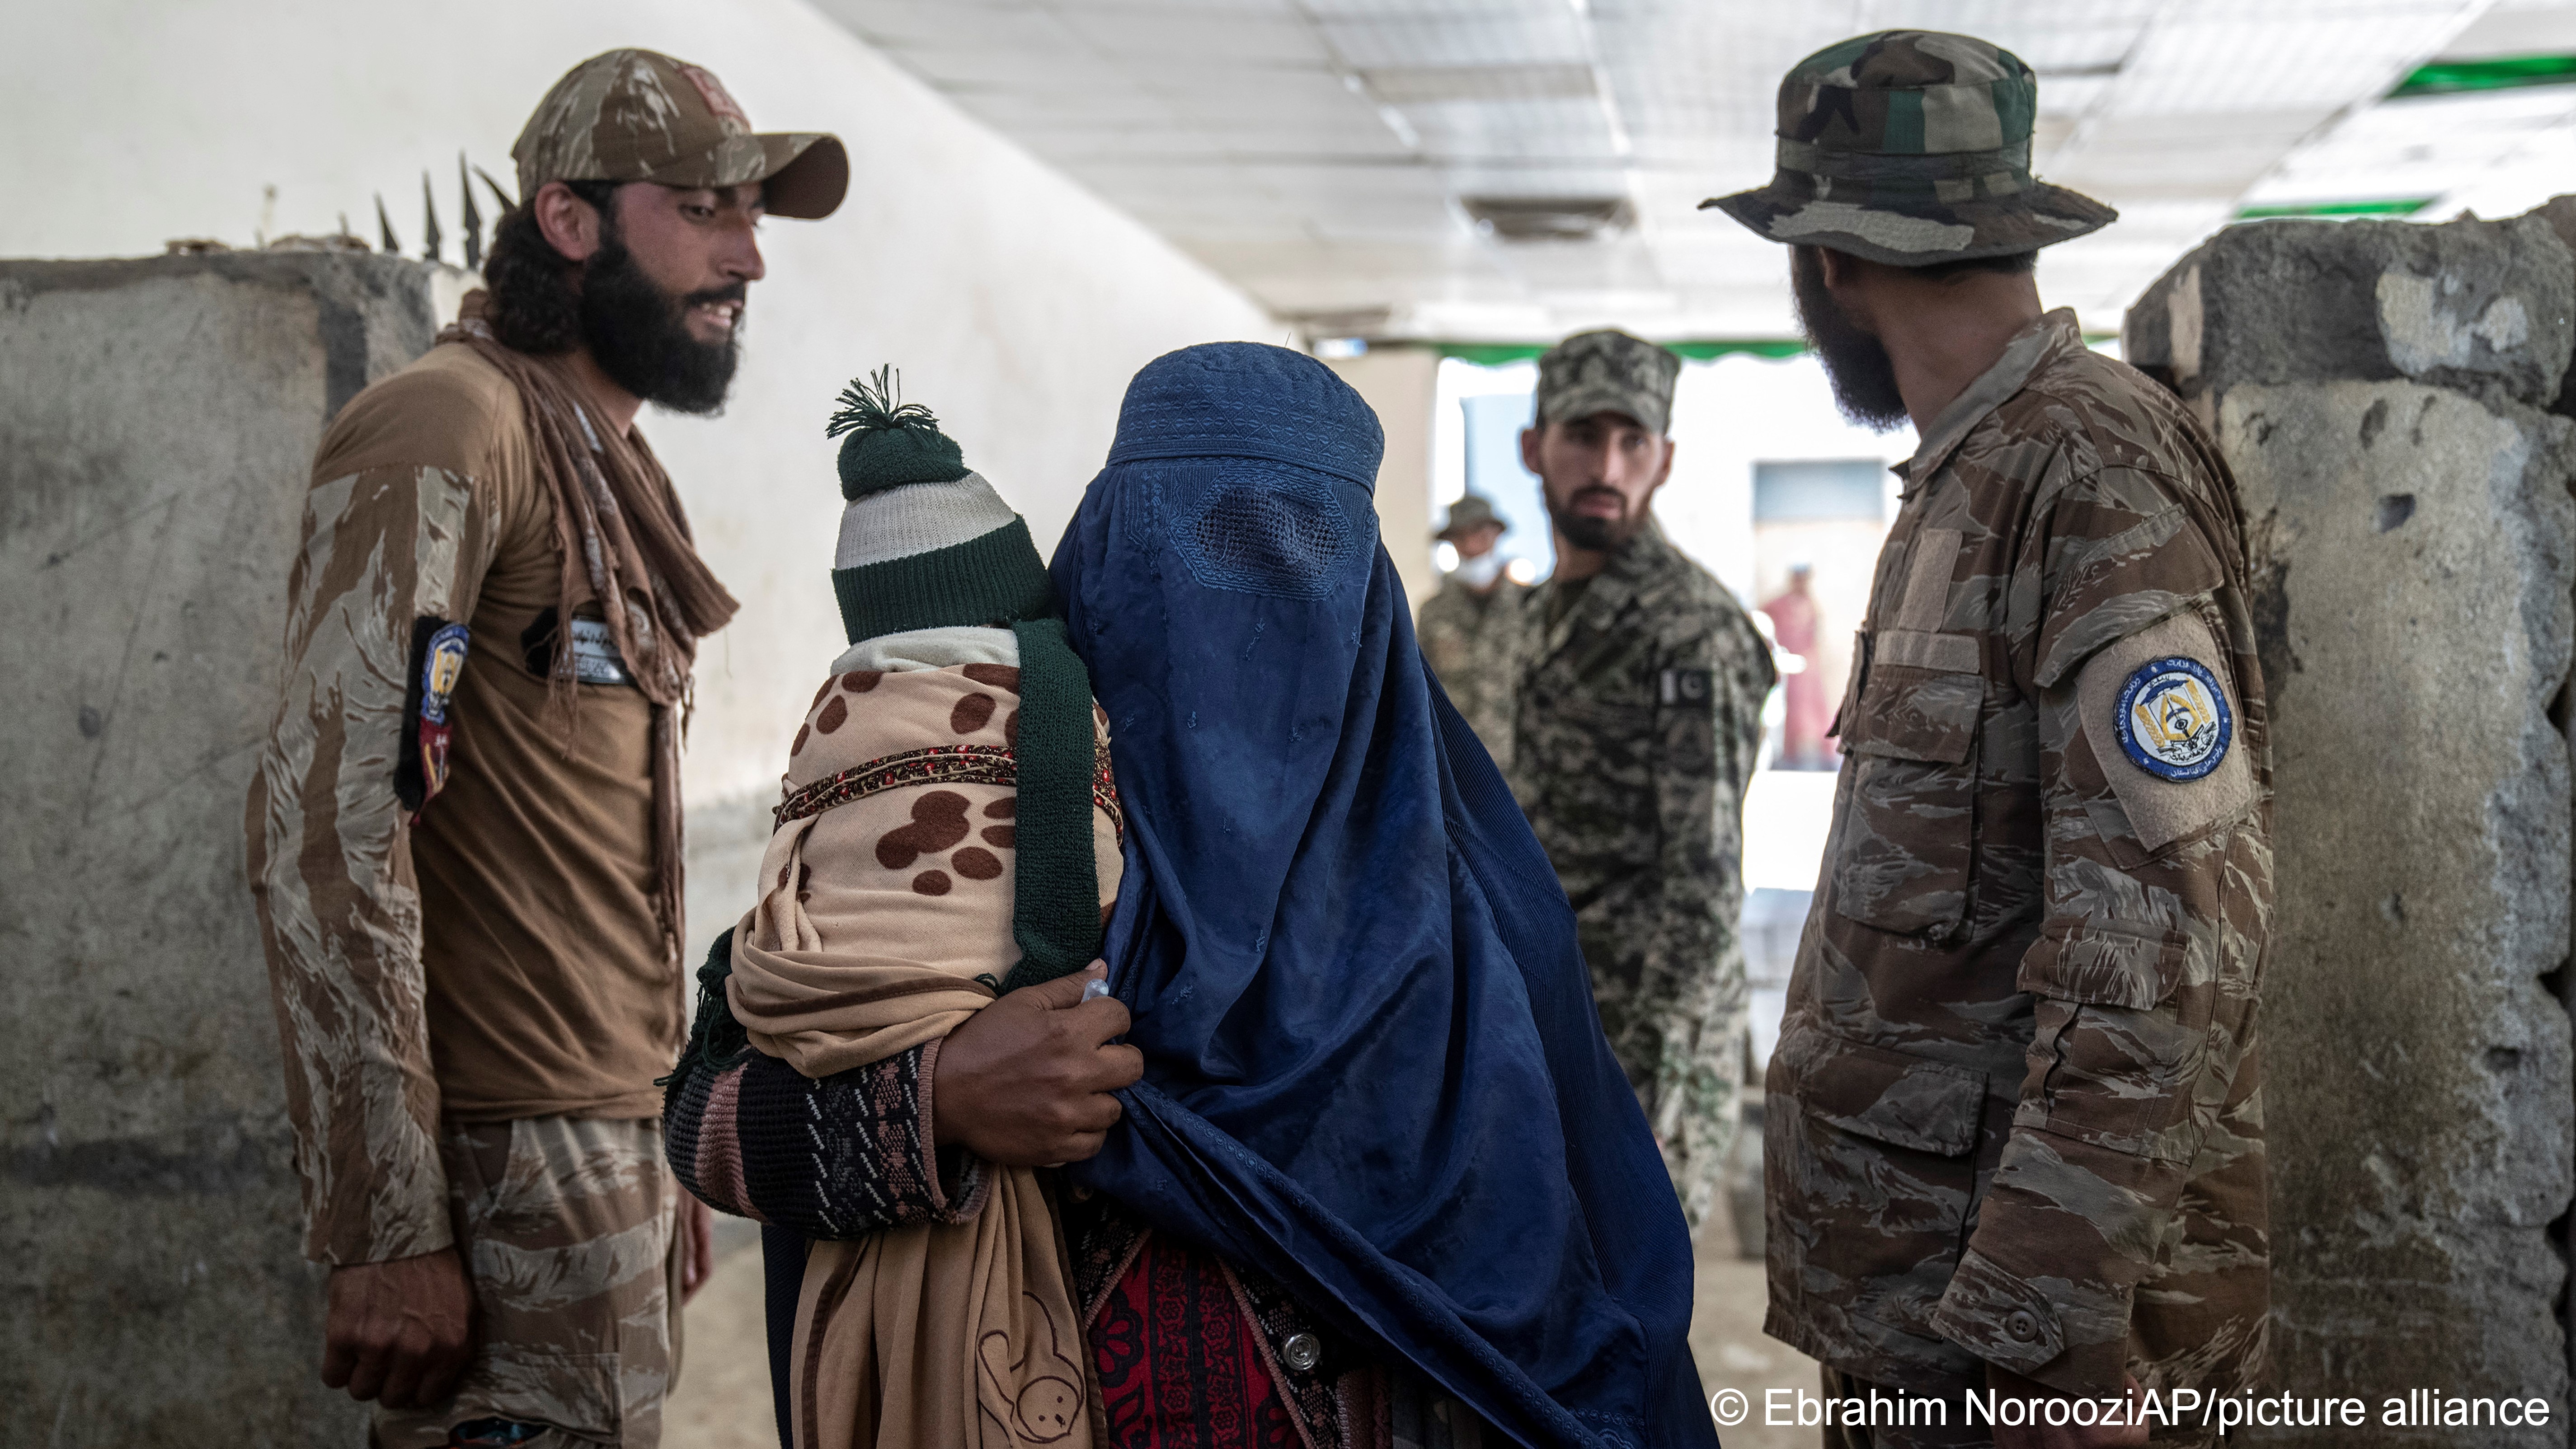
{"left": 666, "top": 343, "right": 1715, "bottom": 1449}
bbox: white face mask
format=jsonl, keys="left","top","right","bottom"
{"left": 1452, "top": 551, "right": 1509, "bottom": 587}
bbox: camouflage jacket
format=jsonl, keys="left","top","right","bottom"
{"left": 1763, "top": 310, "right": 2273, "bottom": 1400}
{"left": 1510, "top": 521, "right": 1774, "bottom": 1225}
{"left": 1415, "top": 575, "right": 1528, "bottom": 770}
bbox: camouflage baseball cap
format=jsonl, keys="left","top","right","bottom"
{"left": 1700, "top": 31, "right": 2113, "bottom": 266}
{"left": 1535, "top": 329, "right": 1681, "bottom": 436}
{"left": 1435, "top": 493, "right": 1508, "bottom": 540}
{"left": 513, "top": 50, "right": 849, "bottom": 220}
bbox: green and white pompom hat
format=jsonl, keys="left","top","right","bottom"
{"left": 825, "top": 368, "right": 1057, "bottom": 645}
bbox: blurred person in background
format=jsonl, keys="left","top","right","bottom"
{"left": 1509, "top": 328, "right": 1776, "bottom": 1233}
{"left": 1760, "top": 562, "right": 1836, "bottom": 769}
{"left": 1415, "top": 492, "right": 1527, "bottom": 767}
{"left": 1706, "top": 28, "right": 2273, "bottom": 1449}
{"left": 244, "top": 49, "right": 846, "bottom": 1448}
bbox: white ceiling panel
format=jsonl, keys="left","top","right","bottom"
{"left": 826, "top": 0, "right": 2531, "bottom": 339}
{"left": 1058, "top": 10, "right": 1334, "bottom": 61}
{"left": 1320, "top": 13, "right": 1590, "bottom": 67}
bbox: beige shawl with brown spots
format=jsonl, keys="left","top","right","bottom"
{"left": 728, "top": 653, "right": 1121, "bottom": 1449}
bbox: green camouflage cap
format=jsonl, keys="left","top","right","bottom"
{"left": 1435, "top": 493, "right": 1508, "bottom": 539}
{"left": 1535, "top": 329, "right": 1681, "bottom": 436}
{"left": 513, "top": 50, "right": 849, "bottom": 220}
{"left": 1700, "top": 30, "right": 2113, "bottom": 266}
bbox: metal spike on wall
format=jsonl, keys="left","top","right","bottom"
{"left": 459, "top": 155, "right": 484, "bottom": 270}
{"left": 473, "top": 164, "right": 517, "bottom": 216}
{"left": 421, "top": 172, "right": 443, "bottom": 264}
{"left": 376, "top": 194, "right": 400, "bottom": 256}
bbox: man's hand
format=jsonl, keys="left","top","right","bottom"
{"left": 675, "top": 1194, "right": 715, "bottom": 1303}
{"left": 934, "top": 963, "right": 1143, "bottom": 1166}
{"left": 1986, "top": 1363, "right": 2148, "bottom": 1449}
{"left": 321, "top": 1247, "right": 475, "bottom": 1409}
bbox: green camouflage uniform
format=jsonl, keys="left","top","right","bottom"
{"left": 1417, "top": 576, "right": 1528, "bottom": 768}
{"left": 1706, "top": 34, "right": 2270, "bottom": 1444}
{"left": 1510, "top": 334, "right": 1776, "bottom": 1229}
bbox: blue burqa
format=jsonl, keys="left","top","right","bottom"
{"left": 1056, "top": 343, "right": 1717, "bottom": 1449}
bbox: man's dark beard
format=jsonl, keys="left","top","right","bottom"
{"left": 580, "top": 236, "right": 743, "bottom": 417}
{"left": 1545, "top": 485, "right": 1636, "bottom": 553}
{"left": 1792, "top": 245, "right": 1908, "bottom": 431}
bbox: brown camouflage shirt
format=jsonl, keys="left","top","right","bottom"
{"left": 1415, "top": 575, "right": 1527, "bottom": 770}
{"left": 244, "top": 344, "right": 677, "bottom": 1267}
{"left": 1763, "top": 309, "right": 2274, "bottom": 1400}
{"left": 1511, "top": 521, "right": 1775, "bottom": 1228}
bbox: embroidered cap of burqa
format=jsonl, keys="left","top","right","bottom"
{"left": 1056, "top": 342, "right": 1716, "bottom": 1449}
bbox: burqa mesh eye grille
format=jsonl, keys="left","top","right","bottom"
{"left": 1175, "top": 473, "right": 1359, "bottom": 598}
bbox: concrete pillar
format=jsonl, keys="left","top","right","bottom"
{"left": 1326, "top": 344, "right": 1442, "bottom": 611}
{"left": 0, "top": 253, "right": 462, "bottom": 1444}
{"left": 2125, "top": 211, "right": 2576, "bottom": 1443}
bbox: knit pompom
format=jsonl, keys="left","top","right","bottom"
{"left": 828, "top": 366, "right": 968, "bottom": 498}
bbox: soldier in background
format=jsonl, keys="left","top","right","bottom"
{"left": 1415, "top": 492, "right": 1528, "bottom": 765}
{"left": 1509, "top": 328, "right": 1775, "bottom": 1231}
{"left": 244, "top": 51, "right": 846, "bottom": 1445}
{"left": 1705, "top": 29, "right": 2273, "bottom": 1449}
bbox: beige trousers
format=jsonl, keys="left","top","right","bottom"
{"left": 374, "top": 1116, "right": 682, "bottom": 1449}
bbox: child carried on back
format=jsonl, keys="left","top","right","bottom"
{"left": 720, "top": 371, "right": 1121, "bottom": 1449}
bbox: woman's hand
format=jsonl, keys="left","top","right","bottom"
{"left": 933, "top": 963, "right": 1143, "bottom": 1166}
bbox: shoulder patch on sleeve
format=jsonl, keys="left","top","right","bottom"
{"left": 395, "top": 619, "right": 470, "bottom": 814}
{"left": 1659, "top": 667, "right": 1713, "bottom": 706}
{"left": 2074, "top": 611, "right": 2252, "bottom": 853}
{"left": 2114, "top": 657, "right": 2231, "bottom": 780}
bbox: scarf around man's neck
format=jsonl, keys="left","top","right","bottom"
{"left": 436, "top": 291, "right": 741, "bottom": 966}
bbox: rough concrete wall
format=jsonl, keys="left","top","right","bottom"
{"left": 2126, "top": 214, "right": 2576, "bottom": 1445}
{"left": 0, "top": 254, "right": 455, "bottom": 1446}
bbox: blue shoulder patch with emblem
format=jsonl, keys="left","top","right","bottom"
{"left": 397, "top": 620, "right": 470, "bottom": 814}
{"left": 2113, "top": 656, "right": 2231, "bottom": 782}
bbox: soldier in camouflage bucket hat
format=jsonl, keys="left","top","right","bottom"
{"left": 515, "top": 49, "right": 848, "bottom": 220}
{"left": 1710, "top": 30, "right": 2274, "bottom": 1449}
{"left": 1702, "top": 30, "right": 2112, "bottom": 265}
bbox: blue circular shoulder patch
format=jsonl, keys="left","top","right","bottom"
{"left": 2113, "top": 657, "right": 2232, "bottom": 782}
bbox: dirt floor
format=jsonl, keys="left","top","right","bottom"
{"left": 665, "top": 1198, "right": 1818, "bottom": 1449}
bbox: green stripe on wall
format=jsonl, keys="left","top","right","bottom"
{"left": 2391, "top": 54, "right": 2576, "bottom": 98}
{"left": 2234, "top": 198, "right": 2436, "bottom": 220}
{"left": 1434, "top": 340, "right": 1810, "bottom": 366}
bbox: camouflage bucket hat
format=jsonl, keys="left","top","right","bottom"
{"left": 1536, "top": 329, "right": 1681, "bottom": 436}
{"left": 514, "top": 49, "right": 849, "bottom": 220}
{"left": 1435, "top": 493, "right": 1508, "bottom": 540}
{"left": 1701, "top": 30, "right": 2114, "bottom": 266}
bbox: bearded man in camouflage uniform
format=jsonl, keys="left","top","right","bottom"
{"left": 1509, "top": 329, "right": 1775, "bottom": 1231}
{"left": 1705, "top": 31, "right": 2273, "bottom": 1449}
{"left": 1416, "top": 493, "right": 1528, "bottom": 765}
{"left": 244, "top": 52, "right": 846, "bottom": 1446}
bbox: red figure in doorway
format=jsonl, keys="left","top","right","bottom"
{"left": 1761, "top": 564, "right": 1836, "bottom": 770}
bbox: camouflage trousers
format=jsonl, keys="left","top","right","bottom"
{"left": 374, "top": 1116, "right": 683, "bottom": 1449}
{"left": 1814, "top": 1366, "right": 2221, "bottom": 1449}
{"left": 1583, "top": 928, "right": 1746, "bottom": 1232}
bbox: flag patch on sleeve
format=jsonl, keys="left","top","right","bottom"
{"left": 396, "top": 620, "right": 470, "bottom": 813}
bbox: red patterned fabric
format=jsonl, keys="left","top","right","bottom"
{"left": 1094, "top": 1232, "right": 1299, "bottom": 1449}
